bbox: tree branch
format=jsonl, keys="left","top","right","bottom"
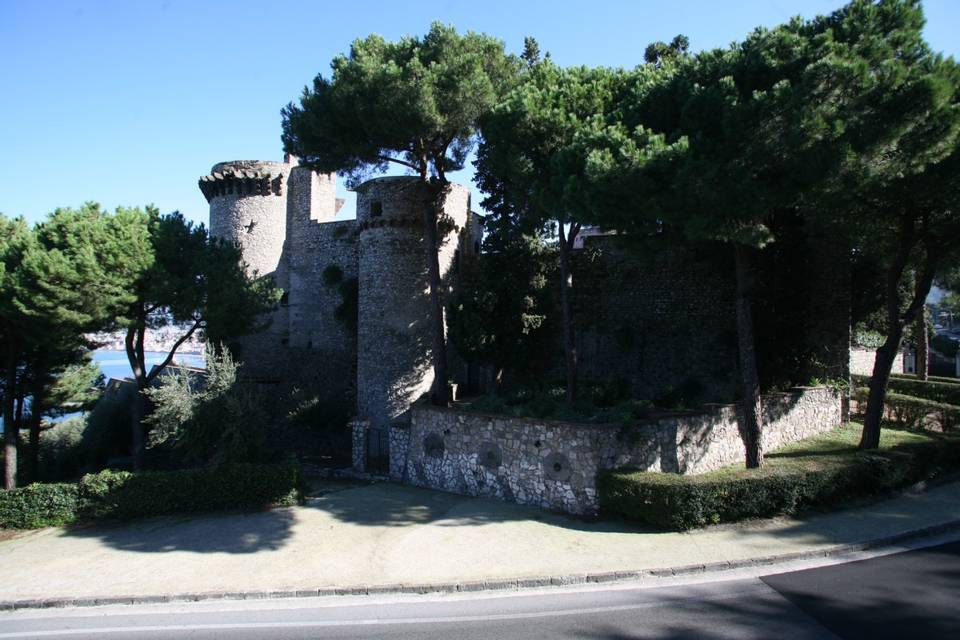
{"left": 144, "top": 319, "right": 202, "bottom": 386}
{"left": 377, "top": 155, "right": 420, "bottom": 172}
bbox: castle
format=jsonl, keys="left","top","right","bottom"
{"left": 199, "top": 156, "right": 481, "bottom": 432}
{"left": 200, "top": 155, "right": 853, "bottom": 511}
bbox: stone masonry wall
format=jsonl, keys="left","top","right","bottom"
{"left": 400, "top": 387, "right": 841, "bottom": 515}
{"left": 571, "top": 238, "right": 738, "bottom": 404}
{"left": 355, "top": 177, "right": 470, "bottom": 431}
{"left": 206, "top": 159, "right": 295, "bottom": 381}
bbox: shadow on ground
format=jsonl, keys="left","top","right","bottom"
{"left": 62, "top": 507, "right": 297, "bottom": 554}
{"left": 303, "top": 481, "right": 652, "bottom": 535}
{"left": 54, "top": 476, "right": 960, "bottom": 558}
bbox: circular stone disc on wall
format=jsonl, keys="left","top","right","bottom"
{"left": 423, "top": 432, "right": 445, "bottom": 459}
{"left": 478, "top": 442, "right": 502, "bottom": 469}
{"left": 543, "top": 453, "right": 572, "bottom": 482}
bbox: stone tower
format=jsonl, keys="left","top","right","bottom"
{"left": 200, "top": 156, "right": 348, "bottom": 383}
{"left": 355, "top": 177, "right": 471, "bottom": 431}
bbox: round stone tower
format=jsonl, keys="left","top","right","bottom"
{"left": 355, "top": 177, "right": 471, "bottom": 430}
{"left": 200, "top": 159, "right": 296, "bottom": 380}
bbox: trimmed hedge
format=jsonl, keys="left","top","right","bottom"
{"left": 855, "top": 374, "right": 960, "bottom": 405}
{"left": 853, "top": 386, "right": 960, "bottom": 431}
{"left": 598, "top": 432, "right": 960, "bottom": 531}
{"left": 0, "top": 483, "right": 80, "bottom": 529}
{"left": 0, "top": 461, "right": 303, "bottom": 529}
{"left": 889, "top": 373, "right": 960, "bottom": 385}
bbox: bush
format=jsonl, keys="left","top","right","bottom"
{"left": 79, "top": 461, "right": 302, "bottom": 520}
{"left": 932, "top": 335, "right": 959, "bottom": 359}
{"left": 854, "top": 374, "right": 960, "bottom": 406}
{"left": 598, "top": 428, "right": 960, "bottom": 531}
{"left": 146, "top": 350, "right": 276, "bottom": 466}
{"left": 853, "top": 386, "right": 960, "bottom": 431}
{"left": 890, "top": 373, "right": 960, "bottom": 385}
{"left": 461, "top": 381, "right": 651, "bottom": 424}
{"left": 0, "top": 461, "right": 303, "bottom": 529}
{"left": 0, "top": 483, "right": 80, "bottom": 529}
{"left": 80, "top": 381, "right": 136, "bottom": 471}
{"left": 36, "top": 417, "right": 87, "bottom": 482}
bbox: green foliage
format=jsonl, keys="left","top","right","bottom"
{"left": 599, "top": 425, "right": 960, "bottom": 530}
{"left": 852, "top": 386, "right": 960, "bottom": 431}
{"left": 0, "top": 482, "right": 80, "bottom": 529}
{"left": 448, "top": 234, "right": 557, "bottom": 380}
{"left": 79, "top": 383, "right": 135, "bottom": 470}
{"left": 465, "top": 383, "right": 652, "bottom": 425}
{"left": 282, "top": 22, "right": 518, "bottom": 186}
{"left": 333, "top": 277, "right": 358, "bottom": 334}
{"left": 643, "top": 34, "right": 690, "bottom": 67}
{"left": 853, "top": 375, "right": 960, "bottom": 406}
{"left": 932, "top": 335, "right": 959, "bottom": 359}
{"left": 146, "top": 350, "right": 275, "bottom": 466}
{"left": 77, "top": 462, "right": 302, "bottom": 521}
{"left": 321, "top": 264, "right": 344, "bottom": 287}
{"left": 36, "top": 417, "right": 87, "bottom": 482}
{"left": 852, "top": 327, "right": 887, "bottom": 349}
{"left": 42, "top": 359, "right": 104, "bottom": 417}
{"left": 0, "top": 462, "right": 302, "bottom": 529}
{"left": 891, "top": 372, "right": 960, "bottom": 385}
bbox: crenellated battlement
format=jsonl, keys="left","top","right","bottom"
{"left": 198, "top": 166, "right": 285, "bottom": 202}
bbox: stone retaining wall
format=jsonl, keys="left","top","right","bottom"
{"left": 397, "top": 387, "right": 841, "bottom": 515}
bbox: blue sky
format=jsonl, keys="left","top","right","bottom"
{"left": 2, "top": 0, "right": 958, "bottom": 226}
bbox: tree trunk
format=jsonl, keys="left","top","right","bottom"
{"left": 734, "top": 245, "right": 763, "bottom": 469}
{"left": 130, "top": 387, "right": 146, "bottom": 469}
{"left": 558, "top": 223, "right": 578, "bottom": 404}
{"left": 3, "top": 343, "right": 18, "bottom": 490}
{"left": 860, "top": 325, "right": 904, "bottom": 449}
{"left": 915, "top": 307, "right": 928, "bottom": 381}
{"left": 424, "top": 183, "right": 450, "bottom": 406}
{"left": 125, "top": 323, "right": 147, "bottom": 470}
{"left": 26, "top": 375, "right": 45, "bottom": 484}
{"left": 861, "top": 252, "right": 936, "bottom": 450}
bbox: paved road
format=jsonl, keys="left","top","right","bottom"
{"left": 1, "top": 541, "right": 957, "bottom": 639}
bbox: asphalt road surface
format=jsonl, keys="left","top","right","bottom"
{"left": 1, "top": 541, "right": 957, "bottom": 639}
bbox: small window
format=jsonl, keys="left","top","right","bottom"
{"left": 280, "top": 291, "right": 289, "bottom": 306}
{"left": 473, "top": 240, "right": 480, "bottom": 254}
{"left": 280, "top": 337, "right": 289, "bottom": 346}
{"left": 370, "top": 201, "right": 383, "bottom": 217}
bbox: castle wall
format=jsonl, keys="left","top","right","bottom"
{"left": 355, "top": 177, "right": 470, "bottom": 430}
{"left": 285, "top": 218, "right": 359, "bottom": 389}
{"left": 204, "top": 160, "right": 295, "bottom": 380}
{"left": 396, "top": 387, "right": 841, "bottom": 515}
{"left": 571, "top": 238, "right": 739, "bottom": 404}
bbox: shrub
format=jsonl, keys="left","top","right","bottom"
{"left": 0, "top": 483, "right": 80, "bottom": 529}
{"left": 80, "top": 381, "right": 136, "bottom": 471}
{"left": 36, "top": 417, "right": 87, "bottom": 482}
{"left": 0, "top": 461, "right": 303, "bottom": 529}
{"left": 146, "top": 350, "right": 276, "bottom": 466}
{"left": 852, "top": 386, "right": 960, "bottom": 431}
{"left": 890, "top": 373, "right": 960, "bottom": 385}
{"left": 854, "top": 374, "right": 960, "bottom": 406}
{"left": 79, "top": 461, "right": 302, "bottom": 520}
{"left": 598, "top": 429, "right": 960, "bottom": 531}
{"left": 931, "top": 335, "right": 959, "bottom": 359}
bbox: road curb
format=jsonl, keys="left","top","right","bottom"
{"left": 3, "top": 518, "right": 960, "bottom": 612}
